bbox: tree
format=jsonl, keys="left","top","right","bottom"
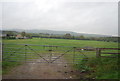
{"left": 6, "top": 31, "right": 15, "bottom": 36}
{"left": 21, "top": 31, "right": 26, "bottom": 37}
{"left": 64, "top": 33, "right": 72, "bottom": 39}
{"left": 79, "top": 35, "right": 85, "bottom": 39}
{"left": 26, "top": 33, "right": 32, "bottom": 39}
{"left": 5, "top": 31, "right": 16, "bottom": 39}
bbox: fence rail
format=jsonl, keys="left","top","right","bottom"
{"left": 95, "top": 48, "right": 119, "bottom": 58}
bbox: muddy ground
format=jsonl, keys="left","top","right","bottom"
{"left": 3, "top": 56, "right": 82, "bottom": 79}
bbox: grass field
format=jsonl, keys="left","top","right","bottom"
{"left": 2, "top": 38, "right": 119, "bottom": 79}
{"left": 3, "top": 38, "right": 118, "bottom": 48}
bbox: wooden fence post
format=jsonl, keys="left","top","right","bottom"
{"left": 96, "top": 48, "right": 101, "bottom": 58}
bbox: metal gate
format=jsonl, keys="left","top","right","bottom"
{"left": 2, "top": 44, "right": 95, "bottom": 64}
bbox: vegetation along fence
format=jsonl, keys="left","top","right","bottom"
{"left": 2, "top": 44, "right": 120, "bottom": 64}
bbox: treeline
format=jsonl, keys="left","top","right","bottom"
{"left": 1, "top": 31, "right": 119, "bottom": 43}
{"left": 32, "top": 33, "right": 119, "bottom": 43}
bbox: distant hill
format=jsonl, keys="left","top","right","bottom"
{"left": 1, "top": 29, "right": 112, "bottom": 37}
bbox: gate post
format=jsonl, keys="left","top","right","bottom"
{"left": 96, "top": 48, "right": 101, "bottom": 58}
{"left": 49, "top": 46, "right": 52, "bottom": 63}
{"left": 2, "top": 44, "right": 4, "bottom": 61}
{"left": 25, "top": 45, "right": 27, "bottom": 62}
{"left": 73, "top": 47, "right": 76, "bottom": 64}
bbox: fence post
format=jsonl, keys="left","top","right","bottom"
{"left": 96, "top": 48, "right": 101, "bottom": 58}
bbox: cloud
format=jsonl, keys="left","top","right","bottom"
{"left": 1, "top": 0, "right": 118, "bottom": 36}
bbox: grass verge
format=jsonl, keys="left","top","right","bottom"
{"left": 2, "top": 61, "right": 21, "bottom": 74}
{"left": 75, "top": 57, "right": 118, "bottom": 79}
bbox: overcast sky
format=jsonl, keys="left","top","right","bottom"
{"left": 1, "top": 0, "right": 119, "bottom": 36}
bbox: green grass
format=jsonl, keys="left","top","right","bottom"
{"left": 75, "top": 57, "right": 118, "bottom": 79}
{"left": 2, "top": 38, "right": 119, "bottom": 79}
{"left": 2, "top": 61, "right": 21, "bottom": 74}
{"left": 3, "top": 38, "right": 118, "bottom": 48}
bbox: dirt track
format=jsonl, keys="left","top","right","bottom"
{"left": 3, "top": 57, "right": 79, "bottom": 79}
